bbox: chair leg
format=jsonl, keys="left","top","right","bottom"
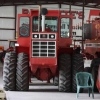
{"left": 76, "top": 87, "right": 80, "bottom": 98}
{"left": 92, "top": 88, "right": 94, "bottom": 99}
{"left": 88, "top": 88, "right": 90, "bottom": 97}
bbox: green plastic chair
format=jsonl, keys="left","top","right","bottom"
{"left": 76, "top": 72, "right": 94, "bottom": 99}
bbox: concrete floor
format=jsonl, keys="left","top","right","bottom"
{"left": 0, "top": 64, "right": 100, "bottom": 100}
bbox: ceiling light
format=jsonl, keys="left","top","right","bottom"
{"left": 87, "top": 3, "right": 97, "bottom": 6}
{"left": 75, "top": 2, "right": 83, "bottom": 5}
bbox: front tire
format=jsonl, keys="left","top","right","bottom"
{"left": 16, "top": 53, "right": 29, "bottom": 91}
{"left": 58, "top": 54, "right": 71, "bottom": 92}
{"left": 3, "top": 51, "right": 16, "bottom": 91}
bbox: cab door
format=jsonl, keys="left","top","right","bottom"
{"left": 58, "top": 11, "right": 73, "bottom": 48}
{"left": 17, "top": 14, "right": 30, "bottom": 47}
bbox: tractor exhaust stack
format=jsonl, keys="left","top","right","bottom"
{"left": 42, "top": 15, "right": 45, "bottom": 32}
{"left": 41, "top": 8, "right": 48, "bottom": 32}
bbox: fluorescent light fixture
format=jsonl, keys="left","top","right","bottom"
{"left": 87, "top": 3, "right": 97, "bottom": 5}
{"left": 63, "top": 2, "right": 72, "bottom": 4}
{"left": 75, "top": 2, "right": 83, "bottom": 5}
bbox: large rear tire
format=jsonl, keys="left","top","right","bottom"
{"left": 58, "top": 54, "right": 71, "bottom": 92}
{"left": 72, "top": 53, "right": 84, "bottom": 92}
{"left": 3, "top": 51, "right": 16, "bottom": 91}
{"left": 16, "top": 53, "right": 29, "bottom": 91}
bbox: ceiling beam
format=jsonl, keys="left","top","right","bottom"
{"left": 0, "top": 0, "right": 99, "bottom": 9}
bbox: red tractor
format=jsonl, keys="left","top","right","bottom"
{"left": 3, "top": 8, "right": 84, "bottom": 92}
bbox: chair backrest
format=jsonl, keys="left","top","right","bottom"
{"left": 76, "top": 72, "right": 92, "bottom": 86}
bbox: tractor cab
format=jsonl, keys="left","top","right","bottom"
{"left": 17, "top": 8, "right": 73, "bottom": 54}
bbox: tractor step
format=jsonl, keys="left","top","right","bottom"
{"left": 0, "top": 88, "right": 6, "bottom": 100}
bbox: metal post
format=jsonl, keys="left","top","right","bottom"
{"left": 42, "top": 15, "right": 45, "bottom": 32}
{"left": 15, "top": 5, "right": 17, "bottom": 39}
{"left": 38, "top": 5, "right": 41, "bottom": 32}
{"left": 69, "top": 2, "right": 72, "bottom": 39}
{"left": 82, "top": 0, "right": 85, "bottom": 52}
{"left": 58, "top": 4, "right": 61, "bottom": 9}
{"left": 69, "top": 2, "right": 71, "bottom": 14}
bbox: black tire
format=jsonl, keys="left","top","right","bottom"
{"left": 72, "top": 53, "right": 84, "bottom": 92}
{"left": 54, "top": 76, "right": 58, "bottom": 86}
{"left": 16, "top": 52, "right": 29, "bottom": 91}
{"left": 58, "top": 54, "right": 71, "bottom": 92}
{"left": 3, "top": 51, "right": 17, "bottom": 91}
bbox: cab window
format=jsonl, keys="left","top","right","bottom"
{"left": 60, "top": 18, "right": 70, "bottom": 38}
{"left": 32, "top": 16, "right": 58, "bottom": 32}
{"left": 19, "top": 17, "right": 30, "bottom": 37}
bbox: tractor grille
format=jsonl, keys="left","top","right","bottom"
{"left": 32, "top": 41, "right": 56, "bottom": 57}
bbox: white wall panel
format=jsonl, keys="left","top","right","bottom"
{"left": 0, "top": 41, "right": 9, "bottom": 50}
{"left": 42, "top": 4, "right": 59, "bottom": 8}
{"left": 0, "top": 6, "right": 15, "bottom": 50}
{"left": 0, "top": 30, "right": 15, "bottom": 40}
{"left": 62, "top": 4, "right": 96, "bottom": 9}
{"left": 0, "top": 6, "right": 15, "bottom": 17}
{"left": 0, "top": 19, "right": 15, "bottom": 29}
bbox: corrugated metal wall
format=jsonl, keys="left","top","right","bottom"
{"left": 0, "top": 6, "right": 15, "bottom": 49}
